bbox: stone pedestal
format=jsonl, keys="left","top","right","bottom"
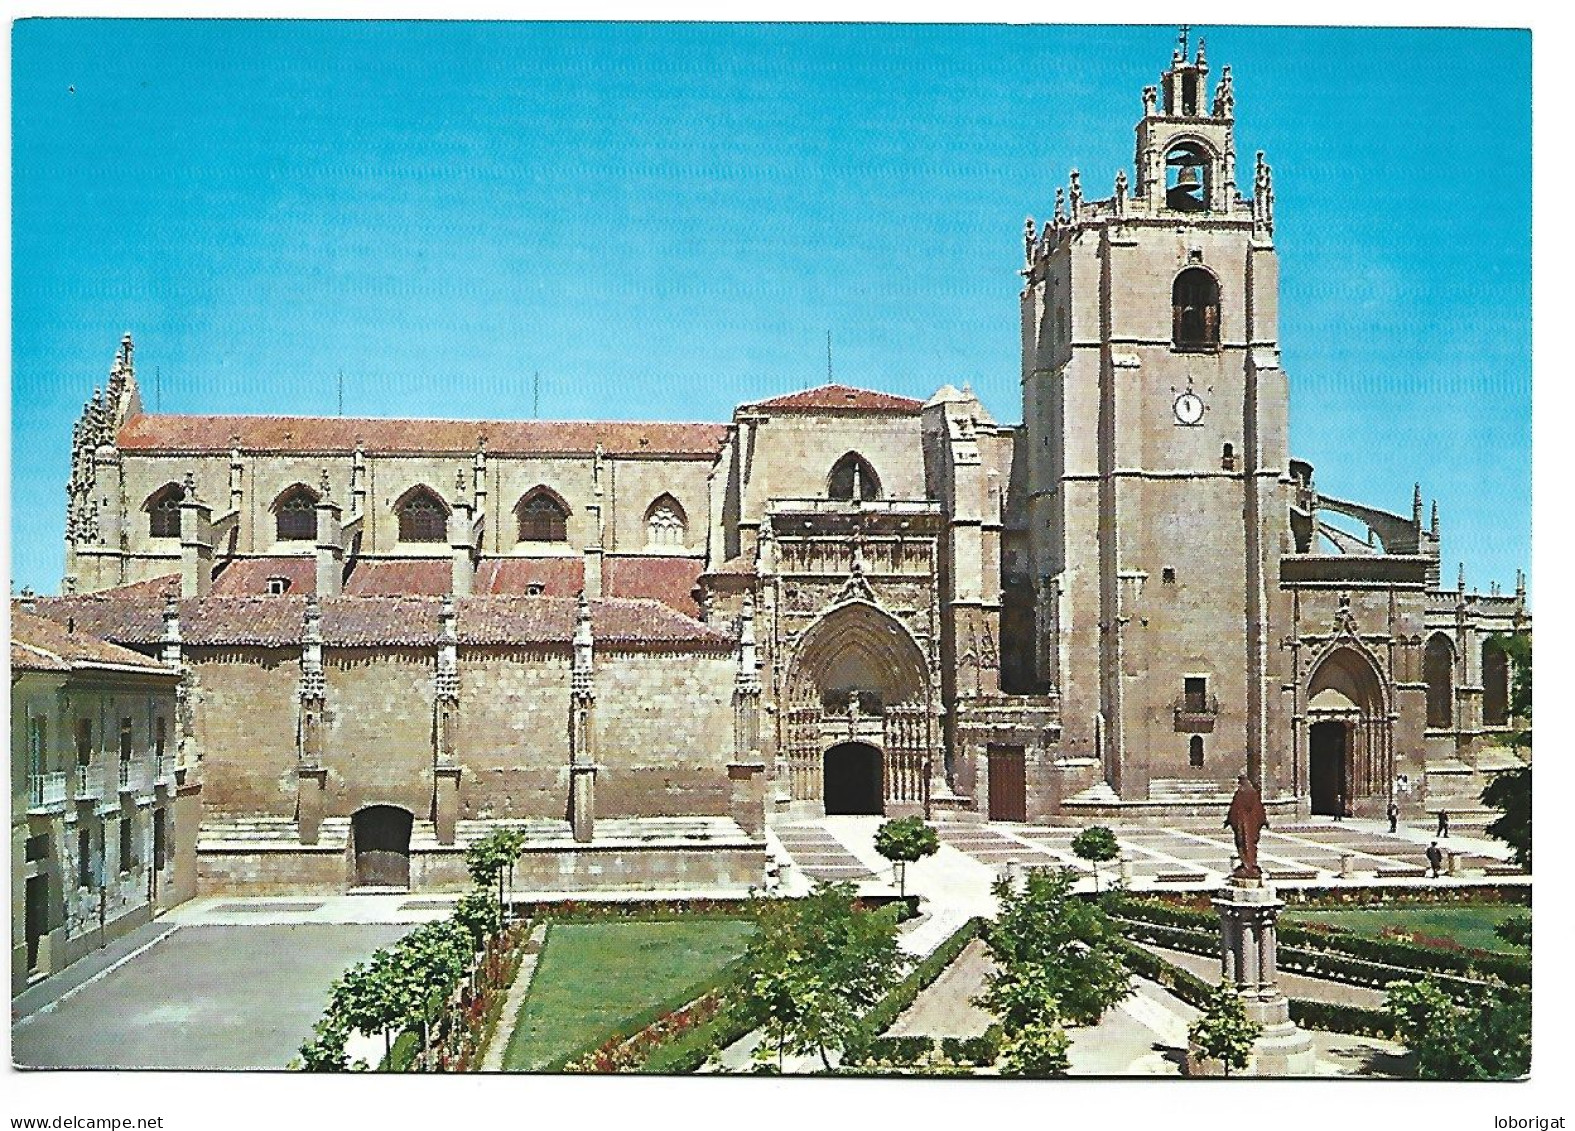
{"left": 727, "top": 761, "right": 767, "bottom": 837}
{"left": 434, "top": 764, "right": 462, "bottom": 845}
{"left": 1187, "top": 878, "right": 1317, "bottom": 1076}
{"left": 569, "top": 763, "right": 597, "bottom": 843}
{"left": 296, "top": 766, "right": 327, "bottom": 845}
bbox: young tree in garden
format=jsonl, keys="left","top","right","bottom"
{"left": 1070, "top": 826, "right": 1121, "bottom": 891}
{"left": 1482, "top": 766, "right": 1531, "bottom": 870}
{"left": 740, "top": 882, "right": 909, "bottom": 1070}
{"left": 1188, "top": 981, "right": 1260, "bottom": 1076}
{"left": 453, "top": 889, "right": 503, "bottom": 948}
{"left": 873, "top": 816, "right": 940, "bottom": 899}
{"left": 465, "top": 827, "right": 527, "bottom": 909}
{"left": 982, "top": 868, "right": 1132, "bottom": 1024}
{"left": 997, "top": 1016, "right": 1071, "bottom": 1077}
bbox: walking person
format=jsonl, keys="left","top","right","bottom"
{"left": 1426, "top": 841, "right": 1445, "bottom": 878}
{"left": 1387, "top": 801, "right": 1399, "bottom": 834}
{"left": 1333, "top": 791, "right": 1344, "bottom": 821}
{"left": 1436, "top": 810, "right": 1450, "bottom": 838}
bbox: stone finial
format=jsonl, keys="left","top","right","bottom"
{"left": 1068, "top": 169, "right": 1082, "bottom": 218}
{"left": 1053, "top": 187, "right": 1066, "bottom": 223}
{"left": 1516, "top": 569, "right": 1526, "bottom": 596}
{"left": 1412, "top": 482, "right": 1423, "bottom": 524}
{"left": 1458, "top": 562, "right": 1467, "bottom": 592}
{"left": 1114, "top": 168, "right": 1128, "bottom": 214}
{"left": 1213, "top": 64, "right": 1234, "bottom": 117}
{"left": 1175, "top": 23, "right": 1188, "bottom": 63}
{"left": 181, "top": 471, "right": 197, "bottom": 499}
{"left": 1023, "top": 216, "right": 1036, "bottom": 264}
{"left": 455, "top": 468, "right": 467, "bottom": 497}
{"left": 1195, "top": 36, "right": 1206, "bottom": 67}
{"left": 1142, "top": 85, "right": 1157, "bottom": 115}
{"left": 1430, "top": 500, "right": 1440, "bottom": 538}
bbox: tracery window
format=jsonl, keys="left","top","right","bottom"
{"left": 1424, "top": 635, "right": 1455, "bottom": 729}
{"left": 516, "top": 489, "right": 569, "bottom": 543}
{"left": 147, "top": 484, "right": 184, "bottom": 539}
{"left": 827, "top": 453, "right": 881, "bottom": 502}
{"left": 274, "top": 485, "right": 319, "bottom": 542}
{"left": 645, "top": 495, "right": 687, "bottom": 548}
{"left": 397, "top": 487, "right": 449, "bottom": 543}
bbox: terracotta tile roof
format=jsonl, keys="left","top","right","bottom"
{"left": 10, "top": 607, "right": 174, "bottom": 675}
{"left": 475, "top": 557, "right": 585, "bottom": 597}
{"left": 117, "top": 413, "right": 727, "bottom": 458}
{"left": 211, "top": 557, "right": 317, "bottom": 596}
{"left": 605, "top": 556, "right": 704, "bottom": 618}
{"left": 342, "top": 559, "right": 452, "bottom": 596}
{"left": 743, "top": 384, "right": 923, "bottom": 414}
{"left": 25, "top": 594, "right": 730, "bottom": 650}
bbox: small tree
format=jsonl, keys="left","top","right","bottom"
{"left": 1188, "top": 981, "right": 1260, "bottom": 1077}
{"left": 453, "top": 889, "right": 504, "bottom": 949}
{"left": 1070, "top": 826, "right": 1121, "bottom": 891}
{"left": 873, "top": 816, "right": 940, "bottom": 899}
{"left": 1386, "top": 978, "right": 1530, "bottom": 1081}
{"left": 1482, "top": 766, "right": 1531, "bottom": 870}
{"left": 465, "top": 827, "right": 527, "bottom": 911}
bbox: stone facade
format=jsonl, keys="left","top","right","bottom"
{"left": 11, "top": 609, "right": 195, "bottom": 992}
{"left": 39, "top": 38, "right": 1528, "bottom": 885}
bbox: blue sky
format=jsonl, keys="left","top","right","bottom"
{"left": 10, "top": 21, "right": 1531, "bottom": 596}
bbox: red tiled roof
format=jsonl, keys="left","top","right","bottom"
{"left": 117, "top": 414, "right": 727, "bottom": 458}
{"left": 605, "top": 556, "right": 704, "bottom": 618}
{"left": 342, "top": 559, "right": 452, "bottom": 596}
{"left": 475, "top": 557, "right": 585, "bottom": 597}
{"left": 10, "top": 607, "right": 174, "bottom": 675}
{"left": 211, "top": 557, "right": 317, "bottom": 596}
{"left": 25, "top": 594, "right": 730, "bottom": 650}
{"left": 744, "top": 384, "right": 923, "bottom": 414}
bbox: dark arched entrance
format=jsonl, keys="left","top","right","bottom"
{"left": 1308, "top": 721, "right": 1348, "bottom": 816}
{"left": 823, "top": 743, "right": 884, "bottom": 815}
{"left": 352, "top": 805, "right": 413, "bottom": 888}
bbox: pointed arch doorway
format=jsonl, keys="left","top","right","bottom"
{"left": 823, "top": 742, "right": 884, "bottom": 815}
{"left": 1304, "top": 645, "right": 1390, "bottom": 818}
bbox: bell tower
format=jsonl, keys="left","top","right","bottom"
{"left": 1022, "top": 30, "right": 1295, "bottom": 804}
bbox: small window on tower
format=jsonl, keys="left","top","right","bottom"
{"left": 1162, "top": 567, "right": 1176, "bottom": 585}
{"left": 1172, "top": 268, "right": 1220, "bottom": 350}
{"left": 1221, "top": 443, "right": 1236, "bottom": 471}
{"left": 1189, "top": 735, "right": 1205, "bottom": 768}
{"left": 1184, "top": 677, "right": 1208, "bottom": 713}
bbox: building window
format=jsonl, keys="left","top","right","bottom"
{"left": 1221, "top": 443, "right": 1236, "bottom": 471}
{"left": 1483, "top": 640, "right": 1511, "bottom": 727}
{"left": 1172, "top": 267, "right": 1220, "bottom": 350}
{"left": 397, "top": 487, "right": 449, "bottom": 543}
{"left": 154, "top": 810, "right": 167, "bottom": 872}
{"left": 1189, "top": 735, "right": 1205, "bottom": 768}
{"left": 1424, "top": 635, "right": 1455, "bottom": 729}
{"left": 119, "top": 816, "right": 135, "bottom": 874}
{"left": 523, "top": 583, "right": 546, "bottom": 597}
{"left": 154, "top": 717, "right": 167, "bottom": 763}
{"left": 28, "top": 716, "right": 47, "bottom": 777}
{"left": 1184, "top": 677, "right": 1208, "bottom": 713}
{"left": 119, "top": 717, "right": 133, "bottom": 763}
{"left": 516, "top": 489, "right": 569, "bottom": 543}
{"left": 266, "top": 576, "right": 291, "bottom": 595}
{"left": 76, "top": 718, "right": 93, "bottom": 765}
{"left": 78, "top": 826, "right": 93, "bottom": 888}
{"left": 645, "top": 494, "right": 687, "bottom": 548}
{"left": 827, "top": 453, "right": 881, "bottom": 502}
{"left": 146, "top": 484, "right": 185, "bottom": 539}
{"left": 1161, "top": 567, "right": 1176, "bottom": 585}
{"left": 274, "top": 485, "right": 319, "bottom": 542}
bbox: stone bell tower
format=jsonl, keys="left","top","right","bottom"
{"left": 1022, "top": 29, "right": 1296, "bottom": 803}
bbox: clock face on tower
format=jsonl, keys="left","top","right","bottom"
{"left": 1173, "top": 390, "right": 1205, "bottom": 426}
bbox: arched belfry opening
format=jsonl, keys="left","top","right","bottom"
{"left": 1172, "top": 267, "right": 1220, "bottom": 351}
{"left": 783, "top": 601, "right": 932, "bottom": 814}
{"left": 1164, "top": 141, "right": 1213, "bottom": 211}
{"left": 1304, "top": 646, "right": 1390, "bottom": 818}
{"left": 351, "top": 805, "right": 413, "bottom": 889}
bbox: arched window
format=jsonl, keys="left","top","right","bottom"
{"left": 1189, "top": 735, "right": 1205, "bottom": 768}
{"left": 516, "top": 489, "right": 569, "bottom": 543}
{"left": 827, "top": 453, "right": 882, "bottom": 502}
{"left": 1483, "top": 640, "right": 1511, "bottom": 727}
{"left": 1424, "top": 635, "right": 1455, "bottom": 729}
{"left": 146, "top": 484, "right": 185, "bottom": 539}
{"left": 396, "top": 486, "right": 449, "bottom": 543}
{"left": 1172, "top": 268, "right": 1220, "bottom": 351}
{"left": 645, "top": 494, "right": 687, "bottom": 548}
{"left": 273, "top": 485, "right": 319, "bottom": 542}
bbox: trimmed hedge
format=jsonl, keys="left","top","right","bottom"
{"left": 842, "top": 916, "right": 984, "bottom": 1059}
{"left": 1107, "top": 895, "right": 1529, "bottom": 986}
{"left": 843, "top": 1030, "right": 1002, "bottom": 1069}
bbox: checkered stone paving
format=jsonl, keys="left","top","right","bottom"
{"left": 772, "top": 824, "right": 877, "bottom": 882}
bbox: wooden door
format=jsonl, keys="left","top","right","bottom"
{"left": 987, "top": 745, "right": 1027, "bottom": 823}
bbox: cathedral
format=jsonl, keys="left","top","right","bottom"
{"left": 27, "top": 37, "right": 1529, "bottom": 894}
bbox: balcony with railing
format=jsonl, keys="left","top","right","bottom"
{"left": 1173, "top": 693, "right": 1220, "bottom": 733}
{"left": 117, "top": 758, "right": 149, "bottom": 794}
{"left": 28, "top": 770, "right": 69, "bottom": 812}
{"left": 73, "top": 762, "right": 99, "bottom": 800}
{"left": 154, "top": 753, "right": 174, "bottom": 786}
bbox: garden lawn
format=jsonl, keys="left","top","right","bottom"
{"left": 1281, "top": 905, "right": 1528, "bottom": 955}
{"left": 502, "top": 917, "right": 755, "bottom": 1071}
